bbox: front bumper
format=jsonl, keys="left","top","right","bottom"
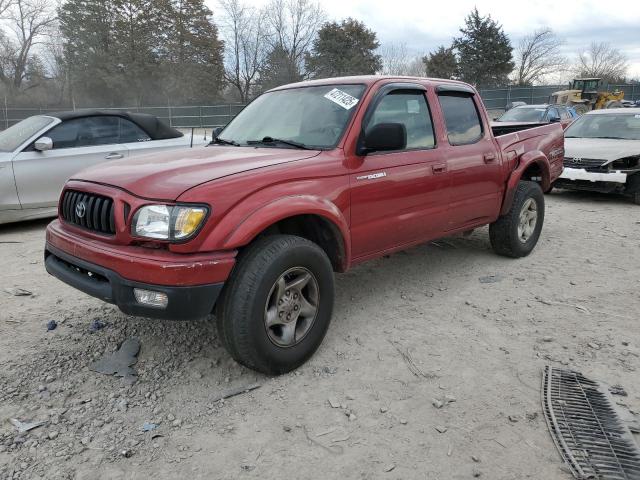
{"left": 559, "top": 167, "right": 627, "bottom": 184}
{"left": 45, "top": 245, "right": 223, "bottom": 320}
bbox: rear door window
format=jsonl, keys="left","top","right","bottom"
{"left": 437, "top": 93, "right": 483, "bottom": 145}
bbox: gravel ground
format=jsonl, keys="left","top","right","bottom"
{"left": 1, "top": 189, "right": 639, "bottom": 480}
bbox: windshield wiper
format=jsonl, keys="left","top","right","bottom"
{"left": 210, "top": 137, "right": 240, "bottom": 146}
{"left": 246, "top": 136, "right": 313, "bottom": 150}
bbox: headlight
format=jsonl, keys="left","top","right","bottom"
{"left": 132, "top": 204, "right": 208, "bottom": 241}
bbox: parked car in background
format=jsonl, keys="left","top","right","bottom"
{"left": 0, "top": 111, "right": 197, "bottom": 225}
{"left": 554, "top": 108, "right": 640, "bottom": 204}
{"left": 45, "top": 75, "right": 564, "bottom": 374}
{"left": 495, "top": 104, "right": 574, "bottom": 129}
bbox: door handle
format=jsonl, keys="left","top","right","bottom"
{"left": 105, "top": 152, "right": 124, "bottom": 160}
{"left": 483, "top": 153, "right": 496, "bottom": 163}
{"left": 432, "top": 164, "right": 447, "bottom": 174}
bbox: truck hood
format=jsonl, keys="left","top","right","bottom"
{"left": 564, "top": 137, "right": 640, "bottom": 163}
{"left": 71, "top": 146, "right": 321, "bottom": 200}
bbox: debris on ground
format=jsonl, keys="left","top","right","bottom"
{"left": 388, "top": 340, "right": 436, "bottom": 378}
{"left": 211, "top": 383, "right": 261, "bottom": 403}
{"left": 384, "top": 464, "right": 396, "bottom": 472}
{"left": 478, "top": 274, "right": 504, "bottom": 284}
{"left": 9, "top": 418, "right": 46, "bottom": 433}
{"left": 432, "top": 395, "right": 456, "bottom": 409}
{"left": 435, "top": 426, "right": 448, "bottom": 433}
{"left": 542, "top": 366, "right": 640, "bottom": 479}
{"left": 89, "top": 338, "right": 140, "bottom": 384}
{"left": 46, "top": 320, "right": 57, "bottom": 331}
{"left": 89, "top": 319, "right": 106, "bottom": 332}
{"left": 142, "top": 422, "right": 158, "bottom": 432}
{"left": 609, "top": 384, "right": 628, "bottom": 397}
{"left": 4, "top": 287, "right": 32, "bottom": 296}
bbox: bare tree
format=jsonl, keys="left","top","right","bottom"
{"left": 264, "top": 0, "right": 324, "bottom": 77}
{"left": 0, "top": 0, "right": 56, "bottom": 89}
{"left": 576, "top": 42, "right": 628, "bottom": 83}
{"left": 378, "top": 42, "right": 427, "bottom": 77}
{"left": 219, "top": 0, "right": 267, "bottom": 102}
{"left": 378, "top": 42, "right": 409, "bottom": 75}
{"left": 514, "top": 28, "right": 565, "bottom": 86}
{"left": 0, "top": 0, "right": 14, "bottom": 18}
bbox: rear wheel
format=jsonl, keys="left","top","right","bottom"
{"left": 633, "top": 193, "right": 640, "bottom": 205}
{"left": 489, "top": 181, "right": 545, "bottom": 258}
{"left": 216, "top": 235, "right": 334, "bottom": 375}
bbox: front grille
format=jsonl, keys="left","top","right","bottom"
{"left": 542, "top": 366, "right": 640, "bottom": 479}
{"left": 61, "top": 190, "right": 115, "bottom": 235}
{"left": 564, "top": 157, "right": 608, "bottom": 172}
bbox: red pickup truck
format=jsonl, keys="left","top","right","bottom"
{"left": 45, "top": 76, "right": 564, "bottom": 374}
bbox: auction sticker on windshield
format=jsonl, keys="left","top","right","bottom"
{"left": 324, "top": 88, "right": 359, "bottom": 110}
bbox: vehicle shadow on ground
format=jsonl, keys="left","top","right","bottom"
{"left": 0, "top": 217, "right": 51, "bottom": 236}
{"left": 551, "top": 189, "right": 635, "bottom": 206}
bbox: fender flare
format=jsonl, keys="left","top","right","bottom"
{"left": 500, "top": 151, "right": 551, "bottom": 216}
{"left": 221, "top": 195, "right": 351, "bottom": 270}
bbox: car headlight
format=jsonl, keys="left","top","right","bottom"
{"left": 132, "top": 204, "right": 208, "bottom": 241}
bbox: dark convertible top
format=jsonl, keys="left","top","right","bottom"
{"left": 46, "top": 110, "right": 183, "bottom": 140}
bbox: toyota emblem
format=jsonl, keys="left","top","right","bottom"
{"left": 75, "top": 201, "right": 86, "bottom": 218}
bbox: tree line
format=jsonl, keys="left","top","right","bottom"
{"left": 0, "top": 0, "right": 633, "bottom": 108}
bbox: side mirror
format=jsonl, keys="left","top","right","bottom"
{"left": 211, "top": 126, "right": 223, "bottom": 139}
{"left": 34, "top": 136, "right": 53, "bottom": 152}
{"left": 549, "top": 116, "right": 561, "bottom": 123}
{"left": 361, "top": 123, "right": 406, "bottom": 154}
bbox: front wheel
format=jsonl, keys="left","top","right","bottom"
{"left": 216, "top": 235, "right": 334, "bottom": 375}
{"left": 489, "top": 181, "right": 545, "bottom": 258}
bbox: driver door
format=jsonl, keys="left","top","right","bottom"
{"left": 13, "top": 116, "right": 128, "bottom": 209}
{"left": 349, "top": 87, "right": 450, "bottom": 259}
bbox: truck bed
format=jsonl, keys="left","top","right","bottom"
{"left": 491, "top": 121, "right": 547, "bottom": 137}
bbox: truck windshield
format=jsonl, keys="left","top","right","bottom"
{"left": 497, "top": 107, "right": 546, "bottom": 122}
{"left": 565, "top": 113, "right": 640, "bottom": 141}
{"left": 219, "top": 84, "right": 366, "bottom": 149}
{"left": 0, "top": 116, "right": 55, "bottom": 152}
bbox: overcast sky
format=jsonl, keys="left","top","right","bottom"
{"left": 210, "top": 0, "right": 640, "bottom": 80}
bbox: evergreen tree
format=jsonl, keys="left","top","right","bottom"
{"left": 161, "top": 0, "right": 225, "bottom": 104}
{"left": 59, "top": 0, "right": 225, "bottom": 105}
{"left": 256, "top": 44, "right": 302, "bottom": 92}
{"left": 423, "top": 45, "right": 458, "bottom": 79}
{"left": 453, "top": 8, "right": 513, "bottom": 87}
{"left": 305, "top": 18, "right": 381, "bottom": 78}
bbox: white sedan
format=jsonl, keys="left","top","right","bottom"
{"left": 555, "top": 108, "right": 640, "bottom": 204}
{"left": 0, "top": 111, "right": 201, "bottom": 224}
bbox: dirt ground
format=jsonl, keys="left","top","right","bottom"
{"left": 1, "top": 189, "right": 639, "bottom": 480}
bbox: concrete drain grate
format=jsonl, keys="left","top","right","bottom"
{"left": 542, "top": 366, "right": 640, "bottom": 479}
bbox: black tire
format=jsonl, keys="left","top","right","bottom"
{"left": 489, "top": 181, "right": 545, "bottom": 258}
{"left": 215, "top": 235, "right": 334, "bottom": 375}
{"left": 633, "top": 193, "right": 640, "bottom": 206}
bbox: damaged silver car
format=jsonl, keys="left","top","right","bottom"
{"left": 554, "top": 108, "right": 640, "bottom": 204}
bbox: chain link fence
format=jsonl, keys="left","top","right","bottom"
{"left": 0, "top": 104, "right": 247, "bottom": 130}
{"left": 2, "top": 83, "right": 639, "bottom": 130}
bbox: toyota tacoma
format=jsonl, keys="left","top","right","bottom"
{"left": 45, "top": 76, "right": 564, "bottom": 374}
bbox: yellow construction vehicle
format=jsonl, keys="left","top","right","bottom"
{"left": 549, "top": 78, "right": 624, "bottom": 114}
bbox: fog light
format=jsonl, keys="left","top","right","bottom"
{"left": 133, "top": 288, "right": 168, "bottom": 309}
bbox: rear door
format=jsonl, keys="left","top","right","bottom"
{"left": 349, "top": 86, "right": 450, "bottom": 258}
{"left": 435, "top": 88, "right": 503, "bottom": 230}
{"left": 13, "top": 116, "right": 129, "bottom": 209}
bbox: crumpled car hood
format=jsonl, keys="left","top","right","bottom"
{"left": 565, "top": 137, "right": 640, "bottom": 163}
{"left": 71, "top": 146, "right": 321, "bottom": 200}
